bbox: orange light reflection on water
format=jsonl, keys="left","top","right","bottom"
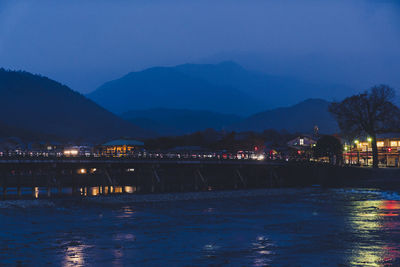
{"left": 349, "top": 199, "right": 400, "bottom": 266}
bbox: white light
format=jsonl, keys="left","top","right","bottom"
{"left": 64, "top": 149, "right": 79, "bottom": 156}
{"left": 257, "top": 155, "right": 265, "bottom": 161}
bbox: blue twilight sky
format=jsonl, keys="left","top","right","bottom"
{"left": 0, "top": 0, "right": 399, "bottom": 96}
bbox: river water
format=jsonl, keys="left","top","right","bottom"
{"left": 1, "top": 187, "right": 400, "bottom": 266}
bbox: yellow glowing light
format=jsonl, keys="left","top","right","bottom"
{"left": 354, "top": 140, "right": 359, "bottom": 144}
{"left": 367, "top": 137, "right": 372, "bottom": 142}
{"left": 78, "top": 168, "right": 87, "bottom": 174}
{"left": 124, "top": 186, "right": 135, "bottom": 193}
{"left": 34, "top": 187, "right": 39, "bottom": 199}
{"left": 390, "top": 141, "right": 398, "bottom": 147}
{"left": 64, "top": 149, "right": 79, "bottom": 156}
{"left": 257, "top": 155, "right": 265, "bottom": 161}
{"left": 377, "top": 141, "right": 384, "bottom": 147}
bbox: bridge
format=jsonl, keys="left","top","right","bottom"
{"left": 0, "top": 157, "right": 291, "bottom": 200}
{"left": 0, "top": 157, "right": 384, "bottom": 200}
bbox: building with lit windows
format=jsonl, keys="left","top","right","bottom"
{"left": 287, "top": 136, "right": 317, "bottom": 150}
{"left": 287, "top": 135, "right": 317, "bottom": 160}
{"left": 344, "top": 133, "right": 400, "bottom": 167}
{"left": 101, "top": 139, "right": 144, "bottom": 156}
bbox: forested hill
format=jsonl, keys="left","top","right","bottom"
{"left": 230, "top": 99, "right": 339, "bottom": 134}
{"left": 0, "top": 69, "right": 150, "bottom": 142}
{"left": 122, "top": 108, "right": 242, "bottom": 136}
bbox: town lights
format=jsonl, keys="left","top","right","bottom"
{"left": 257, "top": 154, "right": 265, "bottom": 161}
{"left": 354, "top": 140, "right": 359, "bottom": 144}
{"left": 78, "top": 168, "right": 87, "bottom": 174}
{"left": 367, "top": 137, "right": 372, "bottom": 142}
{"left": 64, "top": 149, "right": 78, "bottom": 157}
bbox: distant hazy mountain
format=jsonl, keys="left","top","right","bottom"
{"left": 230, "top": 99, "right": 339, "bottom": 134}
{"left": 88, "top": 63, "right": 262, "bottom": 115}
{"left": 0, "top": 69, "right": 150, "bottom": 142}
{"left": 88, "top": 61, "right": 350, "bottom": 116}
{"left": 122, "top": 108, "right": 241, "bottom": 136}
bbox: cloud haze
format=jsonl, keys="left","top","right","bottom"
{"left": 0, "top": 0, "right": 399, "bottom": 97}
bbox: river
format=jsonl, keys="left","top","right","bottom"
{"left": 1, "top": 187, "right": 400, "bottom": 266}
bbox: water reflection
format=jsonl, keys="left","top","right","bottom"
{"left": 34, "top": 187, "right": 39, "bottom": 199}
{"left": 63, "top": 242, "right": 88, "bottom": 267}
{"left": 116, "top": 206, "right": 136, "bottom": 219}
{"left": 202, "top": 243, "right": 220, "bottom": 258}
{"left": 349, "top": 199, "right": 400, "bottom": 266}
{"left": 252, "top": 235, "right": 274, "bottom": 266}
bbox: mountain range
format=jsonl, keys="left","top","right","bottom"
{"left": 0, "top": 69, "right": 150, "bottom": 142}
{"left": 87, "top": 61, "right": 349, "bottom": 116}
{"left": 230, "top": 98, "right": 338, "bottom": 134}
{"left": 0, "top": 64, "right": 341, "bottom": 142}
{"left": 122, "top": 99, "right": 338, "bottom": 136}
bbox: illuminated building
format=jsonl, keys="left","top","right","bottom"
{"left": 287, "top": 135, "right": 317, "bottom": 160}
{"left": 101, "top": 139, "right": 144, "bottom": 156}
{"left": 63, "top": 146, "right": 92, "bottom": 157}
{"left": 344, "top": 133, "right": 400, "bottom": 167}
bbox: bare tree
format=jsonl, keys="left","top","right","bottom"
{"left": 329, "top": 85, "right": 400, "bottom": 168}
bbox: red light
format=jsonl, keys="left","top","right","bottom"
{"left": 388, "top": 148, "right": 392, "bottom": 152}
{"left": 297, "top": 150, "right": 301, "bottom": 155}
{"left": 254, "top": 146, "right": 258, "bottom": 151}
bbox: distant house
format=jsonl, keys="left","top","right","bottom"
{"left": 101, "top": 139, "right": 145, "bottom": 156}
{"left": 287, "top": 135, "right": 317, "bottom": 150}
{"left": 64, "top": 146, "right": 93, "bottom": 157}
{"left": 0, "top": 137, "right": 26, "bottom": 155}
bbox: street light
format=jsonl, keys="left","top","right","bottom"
{"left": 354, "top": 140, "right": 360, "bottom": 165}
{"left": 366, "top": 137, "right": 372, "bottom": 166}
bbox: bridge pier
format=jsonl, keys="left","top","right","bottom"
{"left": 236, "top": 169, "right": 247, "bottom": 188}
{"left": 2, "top": 186, "right": 6, "bottom": 200}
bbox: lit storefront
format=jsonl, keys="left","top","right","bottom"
{"left": 344, "top": 133, "right": 400, "bottom": 167}
{"left": 101, "top": 139, "right": 144, "bottom": 156}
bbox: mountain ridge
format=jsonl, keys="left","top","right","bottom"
{"left": 230, "top": 98, "right": 338, "bottom": 134}
{"left": 88, "top": 61, "right": 350, "bottom": 116}
{"left": 0, "top": 69, "right": 151, "bottom": 142}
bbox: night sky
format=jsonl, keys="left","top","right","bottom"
{"left": 0, "top": 0, "right": 399, "bottom": 96}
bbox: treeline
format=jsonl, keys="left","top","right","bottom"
{"left": 145, "top": 128, "right": 297, "bottom": 151}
